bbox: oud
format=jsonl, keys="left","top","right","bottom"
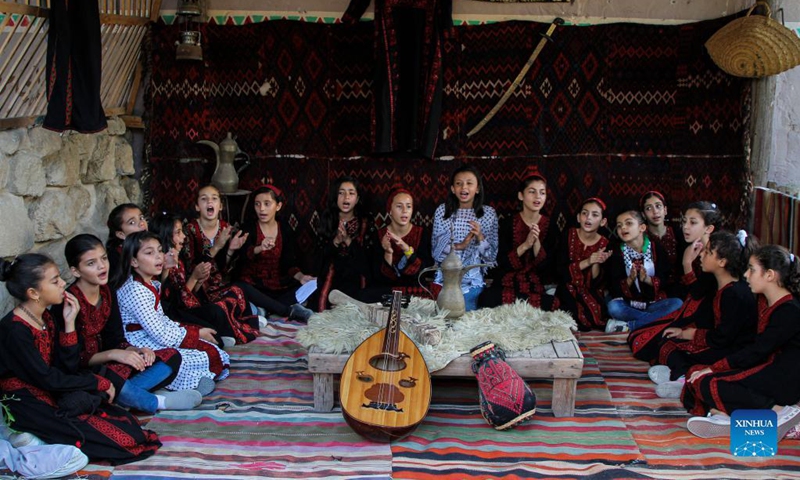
{"left": 339, "top": 290, "right": 431, "bottom": 442}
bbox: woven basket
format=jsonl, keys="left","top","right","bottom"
{"left": 705, "top": 1, "right": 800, "bottom": 78}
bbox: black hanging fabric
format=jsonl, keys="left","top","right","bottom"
{"left": 43, "top": 0, "right": 107, "bottom": 133}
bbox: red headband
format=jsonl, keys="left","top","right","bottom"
{"left": 256, "top": 184, "right": 283, "bottom": 198}
{"left": 523, "top": 167, "right": 546, "bottom": 184}
{"left": 386, "top": 188, "right": 413, "bottom": 212}
{"left": 640, "top": 190, "right": 665, "bottom": 207}
{"left": 584, "top": 197, "right": 607, "bottom": 211}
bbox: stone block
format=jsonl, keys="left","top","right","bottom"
{"left": 29, "top": 186, "right": 90, "bottom": 242}
{"left": 115, "top": 137, "right": 135, "bottom": 175}
{"left": 0, "top": 128, "right": 26, "bottom": 156}
{"left": 106, "top": 117, "right": 126, "bottom": 136}
{"left": 0, "top": 152, "right": 8, "bottom": 189}
{"left": 96, "top": 181, "right": 130, "bottom": 225}
{"left": 7, "top": 151, "right": 45, "bottom": 197}
{"left": 44, "top": 149, "right": 81, "bottom": 187}
{"left": 26, "top": 127, "right": 63, "bottom": 158}
{"left": 82, "top": 135, "right": 116, "bottom": 184}
{"left": 0, "top": 289, "right": 13, "bottom": 318}
{"left": 0, "top": 192, "right": 35, "bottom": 256}
{"left": 32, "top": 238, "right": 70, "bottom": 279}
{"left": 121, "top": 176, "right": 142, "bottom": 205}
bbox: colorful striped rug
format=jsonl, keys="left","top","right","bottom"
{"left": 583, "top": 332, "right": 800, "bottom": 478}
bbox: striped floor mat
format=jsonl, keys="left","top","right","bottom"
{"left": 583, "top": 332, "right": 800, "bottom": 478}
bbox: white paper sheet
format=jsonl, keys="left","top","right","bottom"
{"left": 295, "top": 279, "right": 318, "bottom": 304}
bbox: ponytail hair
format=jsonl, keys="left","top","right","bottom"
{"left": 707, "top": 230, "right": 758, "bottom": 277}
{"left": 0, "top": 254, "right": 57, "bottom": 301}
{"left": 752, "top": 245, "right": 800, "bottom": 297}
{"left": 684, "top": 201, "right": 723, "bottom": 230}
{"left": 111, "top": 231, "right": 162, "bottom": 289}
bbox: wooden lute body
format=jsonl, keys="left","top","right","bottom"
{"left": 339, "top": 291, "right": 431, "bottom": 442}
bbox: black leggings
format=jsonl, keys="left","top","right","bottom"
{"left": 235, "top": 282, "right": 291, "bottom": 317}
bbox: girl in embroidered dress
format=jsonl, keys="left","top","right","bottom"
{"left": 554, "top": 198, "right": 613, "bottom": 331}
{"left": 235, "top": 185, "right": 315, "bottom": 318}
{"left": 310, "top": 176, "right": 376, "bottom": 311}
{"left": 628, "top": 201, "right": 723, "bottom": 361}
{"left": 114, "top": 231, "right": 229, "bottom": 396}
{"left": 482, "top": 169, "right": 557, "bottom": 310}
{"left": 361, "top": 187, "right": 432, "bottom": 302}
{"left": 106, "top": 203, "right": 148, "bottom": 279}
{"left": 151, "top": 212, "right": 260, "bottom": 347}
{"left": 431, "top": 165, "right": 498, "bottom": 312}
{"left": 605, "top": 209, "right": 683, "bottom": 333}
{"left": 56, "top": 234, "right": 201, "bottom": 413}
{"left": 648, "top": 230, "right": 758, "bottom": 398}
{"left": 0, "top": 254, "right": 161, "bottom": 464}
{"left": 183, "top": 184, "right": 309, "bottom": 322}
{"left": 683, "top": 245, "right": 800, "bottom": 440}
{"left": 641, "top": 191, "right": 680, "bottom": 289}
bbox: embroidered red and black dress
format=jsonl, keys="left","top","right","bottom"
{"left": 682, "top": 295, "right": 800, "bottom": 416}
{"left": 0, "top": 311, "right": 161, "bottom": 464}
{"left": 51, "top": 283, "right": 182, "bottom": 393}
{"left": 163, "top": 258, "right": 258, "bottom": 345}
{"left": 628, "top": 257, "right": 716, "bottom": 362}
{"left": 487, "top": 213, "right": 558, "bottom": 310}
{"left": 362, "top": 224, "right": 431, "bottom": 302}
{"left": 238, "top": 220, "right": 304, "bottom": 307}
{"left": 312, "top": 216, "right": 375, "bottom": 311}
{"left": 554, "top": 228, "right": 609, "bottom": 331}
{"left": 656, "top": 280, "right": 757, "bottom": 381}
{"left": 342, "top": 0, "right": 452, "bottom": 158}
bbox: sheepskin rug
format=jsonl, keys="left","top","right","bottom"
{"left": 296, "top": 297, "right": 577, "bottom": 372}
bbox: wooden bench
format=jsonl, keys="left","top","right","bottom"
{"left": 307, "top": 337, "right": 584, "bottom": 417}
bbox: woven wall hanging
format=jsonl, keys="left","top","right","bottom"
{"left": 705, "top": 1, "right": 800, "bottom": 78}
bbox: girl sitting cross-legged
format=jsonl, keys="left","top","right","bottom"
{"left": 648, "top": 230, "right": 758, "bottom": 398}
{"left": 113, "top": 231, "right": 229, "bottom": 397}
{"left": 54, "top": 234, "right": 201, "bottom": 413}
{"left": 605, "top": 209, "right": 683, "bottom": 333}
{"left": 683, "top": 244, "right": 800, "bottom": 440}
{"left": 0, "top": 254, "right": 161, "bottom": 464}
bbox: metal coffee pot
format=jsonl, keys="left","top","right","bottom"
{"left": 197, "top": 132, "right": 250, "bottom": 194}
{"left": 419, "top": 246, "right": 490, "bottom": 318}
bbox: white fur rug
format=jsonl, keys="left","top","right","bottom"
{"left": 296, "top": 297, "right": 577, "bottom": 372}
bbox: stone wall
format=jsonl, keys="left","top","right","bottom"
{"left": 0, "top": 117, "right": 141, "bottom": 314}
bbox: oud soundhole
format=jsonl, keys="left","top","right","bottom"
{"left": 369, "top": 353, "right": 406, "bottom": 372}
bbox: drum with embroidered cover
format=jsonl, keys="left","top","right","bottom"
{"left": 470, "top": 341, "right": 536, "bottom": 430}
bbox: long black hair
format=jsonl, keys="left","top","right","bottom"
{"left": 111, "top": 231, "right": 163, "bottom": 289}
{"left": 684, "top": 201, "right": 723, "bottom": 231}
{"left": 65, "top": 234, "right": 105, "bottom": 269}
{"left": 0, "top": 254, "right": 57, "bottom": 301}
{"left": 444, "top": 164, "right": 486, "bottom": 220}
{"left": 707, "top": 230, "right": 758, "bottom": 277}
{"left": 149, "top": 211, "right": 183, "bottom": 253}
{"left": 106, "top": 203, "right": 143, "bottom": 251}
{"left": 319, "top": 176, "right": 368, "bottom": 240}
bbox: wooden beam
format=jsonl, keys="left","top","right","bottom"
{"left": 100, "top": 13, "right": 151, "bottom": 26}
{"left": 121, "top": 115, "right": 144, "bottom": 129}
{"left": 105, "top": 106, "right": 127, "bottom": 116}
{"left": 150, "top": 0, "right": 163, "bottom": 22}
{"left": 0, "top": 2, "right": 46, "bottom": 18}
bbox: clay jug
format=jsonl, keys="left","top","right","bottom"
{"left": 419, "top": 247, "right": 490, "bottom": 318}
{"left": 197, "top": 132, "right": 249, "bottom": 194}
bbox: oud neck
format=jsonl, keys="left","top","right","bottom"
{"left": 382, "top": 291, "right": 403, "bottom": 355}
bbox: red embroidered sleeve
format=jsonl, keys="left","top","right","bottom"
{"left": 681, "top": 270, "right": 697, "bottom": 286}
{"left": 94, "top": 375, "right": 111, "bottom": 393}
{"left": 59, "top": 331, "right": 78, "bottom": 347}
{"left": 710, "top": 358, "right": 731, "bottom": 372}
{"left": 692, "top": 328, "right": 709, "bottom": 349}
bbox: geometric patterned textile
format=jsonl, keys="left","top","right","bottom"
{"left": 145, "top": 15, "right": 751, "bottom": 266}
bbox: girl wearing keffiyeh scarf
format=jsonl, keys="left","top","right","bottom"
{"left": 606, "top": 210, "right": 683, "bottom": 332}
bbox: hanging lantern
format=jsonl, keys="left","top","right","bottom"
{"left": 175, "top": 0, "right": 203, "bottom": 61}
